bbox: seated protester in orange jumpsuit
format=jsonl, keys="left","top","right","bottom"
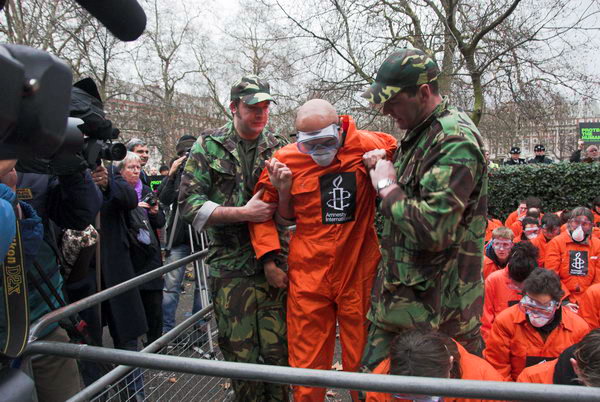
{"left": 366, "top": 329, "right": 503, "bottom": 402}
{"left": 593, "top": 196, "right": 600, "bottom": 227}
{"left": 518, "top": 328, "right": 600, "bottom": 387}
{"left": 483, "top": 227, "right": 514, "bottom": 280}
{"left": 515, "top": 215, "right": 541, "bottom": 243}
{"left": 511, "top": 209, "right": 541, "bottom": 241}
{"left": 484, "top": 268, "right": 589, "bottom": 381}
{"left": 249, "top": 99, "right": 397, "bottom": 402}
{"left": 545, "top": 206, "right": 600, "bottom": 304}
{"left": 579, "top": 283, "right": 600, "bottom": 329}
{"left": 505, "top": 196, "right": 542, "bottom": 228}
{"left": 482, "top": 242, "right": 539, "bottom": 342}
{"left": 485, "top": 217, "right": 503, "bottom": 243}
{"left": 531, "top": 213, "right": 562, "bottom": 267}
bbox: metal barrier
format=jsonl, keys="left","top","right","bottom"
{"left": 22, "top": 246, "right": 600, "bottom": 402}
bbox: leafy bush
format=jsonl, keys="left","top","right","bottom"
{"left": 488, "top": 162, "right": 600, "bottom": 221}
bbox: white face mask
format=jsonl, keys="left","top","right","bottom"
{"left": 311, "top": 149, "right": 338, "bottom": 166}
{"left": 572, "top": 225, "right": 586, "bottom": 242}
{"left": 527, "top": 312, "right": 553, "bottom": 328}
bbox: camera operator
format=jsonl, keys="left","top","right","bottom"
{"left": 119, "top": 152, "right": 165, "bottom": 345}
{"left": 158, "top": 135, "right": 203, "bottom": 335}
{"left": 0, "top": 149, "right": 102, "bottom": 401}
{"left": 126, "top": 139, "right": 150, "bottom": 186}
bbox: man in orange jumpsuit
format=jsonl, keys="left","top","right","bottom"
{"left": 483, "top": 226, "right": 514, "bottom": 280}
{"left": 484, "top": 268, "right": 589, "bottom": 381}
{"left": 545, "top": 206, "right": 600, "bottom": 304}
{"left": 505, "top": 197, "right": 542, "bottom": 227}
{"left": 530, "top": 213, "right": 561, "bottom": 267}
{"left": 579, "top": 283, "right": 600, "bottom": 329}
{"left": 249, "top": 99, "right": 397, "bottom": 401}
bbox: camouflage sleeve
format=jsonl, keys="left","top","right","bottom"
{"left": 177, "top": 137, "right": 219, "bottom": 232}
{"left": 381, "top": 137, "right": 483, "bottom": 252}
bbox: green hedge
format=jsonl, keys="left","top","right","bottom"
{"left": 488, "top": 163, "right": 600, "bottom": 221}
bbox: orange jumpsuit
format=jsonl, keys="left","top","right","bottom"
{"left": 544, "top": 231, "right": 600, "bottom": 304}
{"left": 579, "top": 283, "right": 600, "bottom": 329}
{"left": 483, "top": 256, "right": 505, "bottom": 280}
{"left": 505, "top": 210, "right": 519, "bottom": 228}
{"left": 593, "top": 210, "right": 600, "bottom": 226}
{"left": 483, "top": 304, "right": 589, "bottom": 381}
{"left": 510, "top": 220, "right": 523, "bottom": 240}
{"left": 530, "top": 234, "right": 549, "bottom": 267}
{"left": 485, "top": 219, "right": 503, "bottom": 243}
{"left": 366, "top": 341, "right": 503, "bottom": 402}
{"left": 516, "top": 359, "right": 557, "bottom": 384}
{"left": 482, "top": 269, "right": 520, "bottom": 342}
{"left": 250, "top": 115, "right": 397, "bottom": 401}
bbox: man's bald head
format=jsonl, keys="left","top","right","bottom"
{"left": 295, "top": 99, "right": 338, "bottom": 132}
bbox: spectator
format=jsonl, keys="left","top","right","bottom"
{"left": 159, "top": 135, "right": 204, "bottom": 336}
{"left": 484, "top": 268, "right": 589, "bottom": 381}
{"left": 119, "top": 152, "right": 165, "bottom": 344}
{"left": 360, "top": 47, "right": 487, "bottom": 372}
{"left": 531, "top": 213, "right": 562, "bottom": 266}
{"left": 148, "top": 167, "right": 158, "bottom": 176}
{"left": 528, "top": 144, "right": 553, "bottom": 164}
{"left": 579, "top": 283, "right": 600, "bottom": 329}
{"left": 126, "top": 138, "right": 150, "bottom": 185}
{"left": 545, "top": 206, "right": 600, "bottom": 304}
{"left": 582, "top": 145, "right": 600, "bottom": 163}
{"left": 159, "top": 164, "right": 169, "bottom": 176}
{"left": 1, "top": 155, "right": 102, "bottom": 401}
{"left": 482, "top": 242, "right": 538, "bottom": 341}
{"left": 518, "top": 329, "right": 600, "bottom": 387}
{"left": 366, "top": 330, "right": 503, "bottom": 402}
{"left": 570, "top": 139, "right": 585, "bottom": 163}
{"left": 504, "top": 146, "right": 527, "bottom": 165}
{"left": 483, "top": 227, "right": 514, "bottom": 280}
{"left": 178, "top": 75, "right": 288, "bottom": 401}
{"left": 249, "top": 99, "right": 397, "bottom": 401}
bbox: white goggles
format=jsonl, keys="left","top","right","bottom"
{"left": 296, "top": 124, "right": 340, "bottom": 154}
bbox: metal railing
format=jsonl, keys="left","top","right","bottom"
{"left": 22, "top": 246, "right": 600, "bottom": 402}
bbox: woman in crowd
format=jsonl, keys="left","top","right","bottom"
{"left": 119, "top": 152, "right": 166, "bottom": 345}
{"left": 484, "top": 268, "right": 589, "bottom": 381}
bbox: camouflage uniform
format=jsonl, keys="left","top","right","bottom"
{"left": 178, "top": 76, "right": 289, "bottom": 401}
{"left": 360, "top": 49, "right": 488, "bottom": 372}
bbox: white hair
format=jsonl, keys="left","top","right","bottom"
{"left": 116, "top": 152, "right": 141, "bottom": 170}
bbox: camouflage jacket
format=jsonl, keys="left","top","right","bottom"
{"left": 369, "top": 97, "right": 487, "bottom": 332}
{"left": 178, "top": 121, "right": 288, "bottom": 278}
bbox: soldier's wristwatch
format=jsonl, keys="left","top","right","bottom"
{"left": 376, "top": 178, "right": 395, "bottom": 195}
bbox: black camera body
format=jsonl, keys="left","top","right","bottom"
{"left": 141, "top": 191, "right": 158, "bottom": 207}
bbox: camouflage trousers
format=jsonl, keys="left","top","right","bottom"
{"left": 210, "top": 272, "right": 288, "bottom": 402}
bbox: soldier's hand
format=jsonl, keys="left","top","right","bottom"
{"left": 264, "top": 260, "right": 288, "bottom": 289}
{"left": 362, "top": 149, "right": 387, "bottom": 170}
{"left": 266, "top": 158, "right": 292, "bottom": 194}
{"left": 244, "top": 189, "right": 277, "bottom": 222}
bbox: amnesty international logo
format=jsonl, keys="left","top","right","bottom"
{"left": 569, "top": 250, "right": 588, "bottom": 276}
{"left": 319, "top": 172, "right": 356, "bottom": 224}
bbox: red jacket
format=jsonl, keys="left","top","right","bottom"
{"left": 516, "top": 359, "right": 557, "bottom": 384}
{"left": 482, "top": 269, "right": 520, "bottom": 342}
{"left": 545, "top": 231, "right": 600, "bottom": 303}
{"left": 483, "top": 304, "right": 589, "bottom": 381}
{"left": 366, "top": 341, "right": 503, "bottom": 402}
{"left": 579, "top": 283, "right": 600, "bottom": 329}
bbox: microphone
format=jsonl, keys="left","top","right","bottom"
{"left": 74, "top": 0, "right": 147, "bottom": 42}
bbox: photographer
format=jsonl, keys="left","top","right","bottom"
{"left": 119, "top": 152, "right": 165, "bottom": 344}
{"left": 0, "top": 151, "right": 102, "bottom": 401}
{"left": 126, "top": 139, "right": 150, "bottom": 186}
{"left": 159, "top": 135, "right": 203, "bottom": 335}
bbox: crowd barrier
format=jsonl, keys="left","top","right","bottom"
{"left": 22, "top": 248, "right": 600, "bottom": 401}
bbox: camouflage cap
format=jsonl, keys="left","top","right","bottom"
{"left": 362, "top": 48, "right": 440, "bottom": 105}
{"left": 230, "top": 75, "right": 276, "bottom": 105}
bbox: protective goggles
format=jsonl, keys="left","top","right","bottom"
{"left": 523, "top": 227, "right": 539, "bottom": 235}
{"left": 393, "top": 395, "right": 443, "bottom": 401}
{"left": 518, "top": 295, "right": 558, "bottom": 317}
{"left": 296, "top": 124, "right": 340, "bottom": 154}
{"left": 492, "top": 240, "right": 513, "bottom": 251}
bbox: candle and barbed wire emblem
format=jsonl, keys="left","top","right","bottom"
{"left": 319, "top": 172, "right": 356, "bottom": 224}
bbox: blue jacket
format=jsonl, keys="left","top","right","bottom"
{"left": 0, "top": 184, "right": 16, "bottom": 260}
